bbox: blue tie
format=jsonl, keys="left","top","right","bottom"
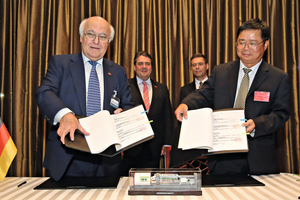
{"left": 86, "top": 61, "right": 101, "bottom": 116}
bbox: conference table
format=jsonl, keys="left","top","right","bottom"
{"left": 0, "top": 173, "right": 299, "bottom": 200}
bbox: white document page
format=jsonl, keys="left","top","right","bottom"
{"left": 178, "top": 107, "right": 214, "bottom": 150}
{"left": 80, "top": 110, "right": 120, "bottom": 154}
{"left": 112, "top": 105, "right": 154, "bottom": 151}
{"left": 210, "top": 109, "right": 247, "bottom": 152}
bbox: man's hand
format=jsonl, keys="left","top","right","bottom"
{"left": 174, "top": 104, "right": 188, "bottom": 122}
{"left": 114, "top": 108, "right": 123, "bottom": 114}
{"left": 57, "top": 113, "right": 89, "bottom": 144}
{"left": 242, "top": 119, "right": 255, "bottom": 133}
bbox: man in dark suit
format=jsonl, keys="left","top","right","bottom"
{"left": 120, "top": 51, "right": 173, "bottom": 176}
{"left": 171, "top": 53, "right": 209, "bottom": 170}
{"left": 35, "top": 16, "right": 133, "bottom": 181}
{"left": 175, "top": 18, "right": 290, "bottom": 175}
{"left": 180, "top": 53, "right": 209, "bottom": 102}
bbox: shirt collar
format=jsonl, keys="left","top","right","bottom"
{"left": 136, "top": 76, "right": 151, "bottom": 85}
{"left": 195, "top": 76, "right": 208, "bottom": 84}
{"left": 239, "top": 59, "right": 262, "bottom": 74}
{"left": 81, "top": 52, "right": 103, "bottom": 66}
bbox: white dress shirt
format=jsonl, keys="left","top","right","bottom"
{"left": 233, "top": 59, "right": 262, "bottom": 107}
{"left": 53, "top": 53, "right": 104, "bottom": 125}
{"left": 136, "top": 76, "right": 153, "bottom": 105}
{"left": 195, "top": 76, "right": 208, "bottom": 89}
{"left": 233, "top": 59, "right": 262, "bottom": 136}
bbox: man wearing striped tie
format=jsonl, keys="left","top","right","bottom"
{"left": 120, "top": 51, "right": 173, "bottom": 176}
{"left": 35, "top": 16, "right": 134, "bottom": 181}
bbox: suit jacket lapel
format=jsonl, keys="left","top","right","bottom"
{"left": 129, "top": 78, "right": 146, "bottom": 111}
{"left": 70, "top": 52, "right": 86, "bottom": 115}
{"left": 103, "top": 58, "right": 114, "bottom": 111}
{"left": 227, "top": 60, "right": 240, "bottom": 106}
{"left": 191, "top": 80, "right": 196, "bottom": 91}
{"left": 247, "top": 60, "right": 269, "bottom": 97}
{"left": 131, "top": 78, "right": 144, "bottom": 104}
{"left": 149, "top": 79, "right": 158, "bottom": 113}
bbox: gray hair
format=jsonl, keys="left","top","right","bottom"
{"left": 79, "top": 18, "right": 115, "bottom": 43}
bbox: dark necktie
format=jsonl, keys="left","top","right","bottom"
{"left": 234, "top": 68, "right": 252, "bottom": 109}
{"left": 86, "top": 61, "right": 101, "bottom": 116}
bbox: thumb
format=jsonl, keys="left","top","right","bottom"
{"left": 78, "top": 125, "right": 90, "bottom": 136}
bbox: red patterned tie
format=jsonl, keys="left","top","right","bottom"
{"left": 142, "top": 82, "right": 150, "bottom": 113}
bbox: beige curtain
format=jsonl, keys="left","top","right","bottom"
{"left": 1, "top": 0, "right": 299, "bottom": 177}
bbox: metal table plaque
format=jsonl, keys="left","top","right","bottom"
{"left": 128, "top": 168, "right": 202, "bottom": 195}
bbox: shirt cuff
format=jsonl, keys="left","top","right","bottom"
{"left": 53, "top": 108, "right": 73, "bottom": 125}
{"left": 250, "top": 129, "right": 255, "bottom": 137}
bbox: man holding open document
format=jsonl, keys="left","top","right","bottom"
{"left": 175, "top": 18, "right": 290, "bottom": 175}
{"left": 35, "top": 16, "right": 134, "bottom": 181}
{"left": 120, "top": 51, "right": 173, "bottom": 176}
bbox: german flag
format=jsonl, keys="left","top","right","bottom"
{"left": 0, "top": 119, "right": 17, "bottom": 181}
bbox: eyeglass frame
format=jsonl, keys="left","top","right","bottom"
{"left": 236, "top": 40, "right": 265, "bottom": 49}
{"left": 83, "top": 32, "right": 110, "bottom": 44}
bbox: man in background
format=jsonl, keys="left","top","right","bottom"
{"left": 35, "top": 16, "right": 133, "bottom": 181}
{"left": 169, "top": 54, "right": 209, "bottom": 169}
{"left": 180, "top": 53, "right": 209, "bottom": 102}
{"left": 120, "top": 51, "right": 173, "bottom": 176}
{"left": 175, "top": 18, "right": 290, "bottom": 175}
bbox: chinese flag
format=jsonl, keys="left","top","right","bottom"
{"left": 0, "top": 119, "right": 17, "bottom": 181}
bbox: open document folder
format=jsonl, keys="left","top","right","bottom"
{"left": 65, "top": 105, "right": 154, "bottom": 157}
{"left": 178, "top": 108, "right": 248, "bottom": 154}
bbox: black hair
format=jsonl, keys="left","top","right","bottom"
{"left": 237, "top": 18, "right": 270, "bottom": 41}
{"left": 133, "top": 51, "right": 153, "bottom": 65}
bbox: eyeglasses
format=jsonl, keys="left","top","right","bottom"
{"left": 84, "top": 32, "right": 109, "bottom": 43}
{"left": 236, "top": 40, "right": 264, "bottom": 49}
{"left": 191, "top": 62, "right": 205, "bottom": 68}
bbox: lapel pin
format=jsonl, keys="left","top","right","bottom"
{"left": 154, "top": 85, "right": 157, "bottom": 88}
{"left": 108, "top": 72, "right": 111, "bottom": 75}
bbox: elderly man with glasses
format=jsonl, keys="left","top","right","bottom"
{"left": 36, "top": 16, "right": 134, "bottom": 181}
{"left": 175, "top": 18, "right": 290, "bottom": 176}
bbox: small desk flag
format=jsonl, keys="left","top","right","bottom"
{"left": 0, "top": 119, "right": 17, "bottom": 181}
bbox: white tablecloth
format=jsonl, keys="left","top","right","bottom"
{"left": 0, "top": 173, "right": 299, "bottom": 200}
